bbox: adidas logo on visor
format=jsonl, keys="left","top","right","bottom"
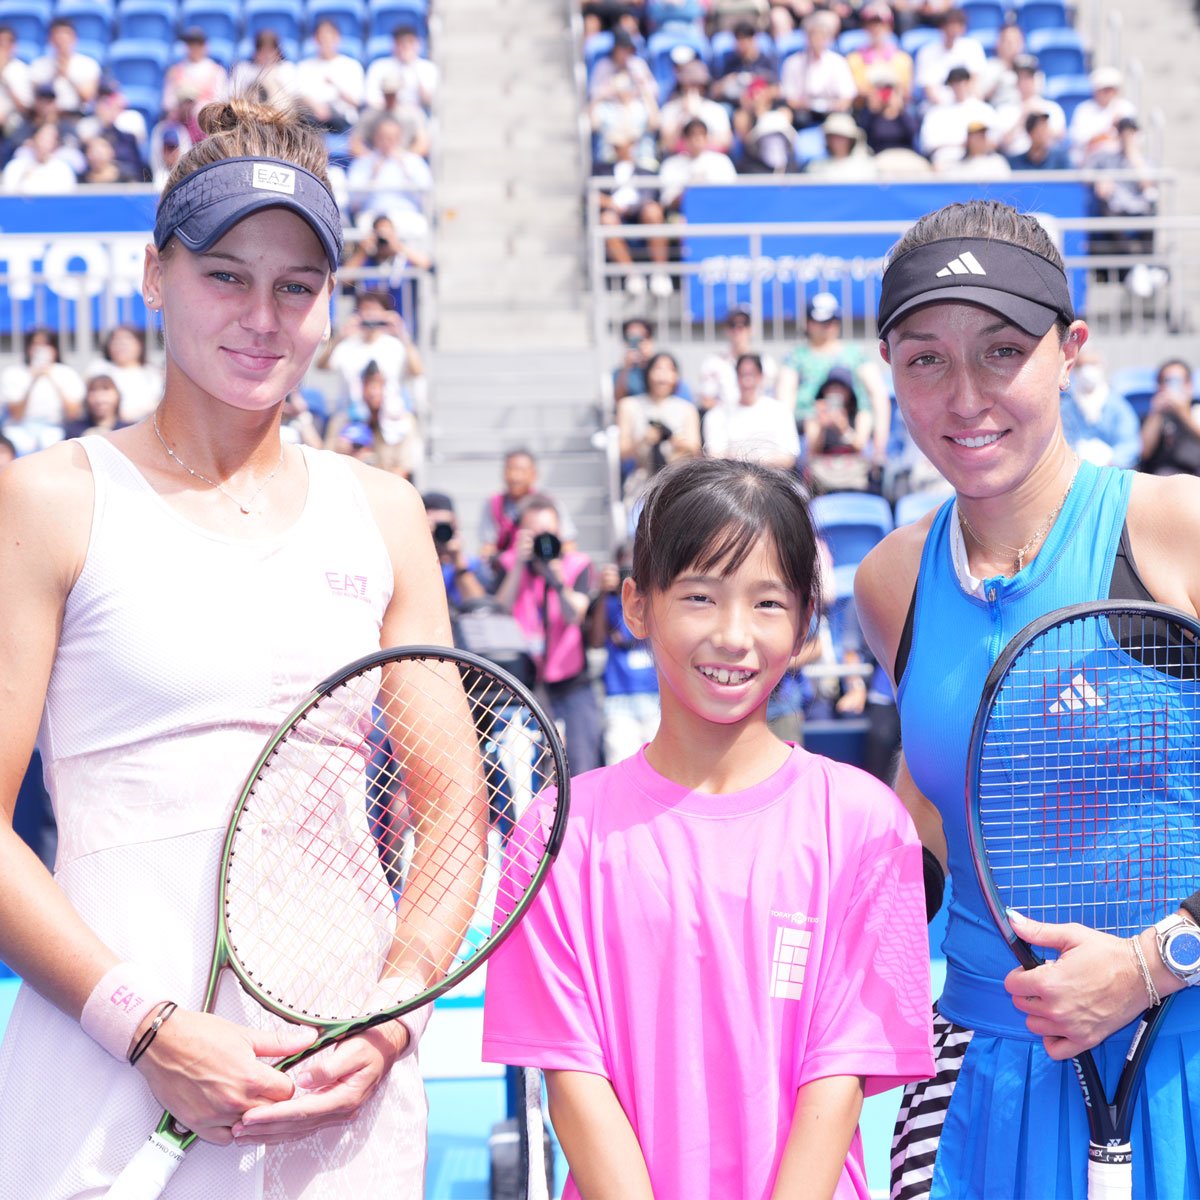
{"left": 937, "top": 252, "right": 987, "bottom": 278}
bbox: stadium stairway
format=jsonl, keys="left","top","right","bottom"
{"left": 423, "top": 348, "right": 611, "bottom": 559}
{"left": 426, "top": 0, "right": 608, "bottom": 557}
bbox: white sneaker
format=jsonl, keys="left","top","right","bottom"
{"left": 649, "top": 271, "right": 673, "bottom": 298}
{"left": 624, "top": 274, "right": 647, "bottom": 296}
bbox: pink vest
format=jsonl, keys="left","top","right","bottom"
{"left": 500, "top": 548, "right": 592, "bottom": 684}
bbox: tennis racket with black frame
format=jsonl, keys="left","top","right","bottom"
{"left": 105, "top": 645, "right": 569, "bottom": 1199}
{"left": 966, "top": 601, "right": 1200, "bottom": 1200}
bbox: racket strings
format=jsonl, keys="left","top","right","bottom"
{"left": 222, "top": 655, "right": 560, "bottom": 1021}
{"left": 977, "top": 611, "right": 1200, "bottom": 941}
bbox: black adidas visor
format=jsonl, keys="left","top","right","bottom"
{"left": 877, "top": 236, "right": 1074, "bottom": 340}
{"left": 154, "top": 156, "right": 343, "bottom": 272}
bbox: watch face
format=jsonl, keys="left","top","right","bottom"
{"left": 1168, "top": 928, "right": 1200, "bottom": 970}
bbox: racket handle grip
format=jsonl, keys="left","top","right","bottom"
{"left": 105, "top": 1132, "right": 186, "bottom": 1199}
{"left": 1087, "top": 1142, "right": 1133, "bottom": 1200}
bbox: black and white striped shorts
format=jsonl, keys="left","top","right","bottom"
{"left": 890, "top": 1008, "right": 974, "bottom": 1200}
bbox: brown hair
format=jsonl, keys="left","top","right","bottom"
{"left": 163, "top": 90, "right": 331, "bottom": 195}
{"left": 889, "top": 200, "right": 1064, "bottom": 271}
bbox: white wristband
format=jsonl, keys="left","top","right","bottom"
{"left": 80, "top": 963, "right": 173, "bottom": 1062}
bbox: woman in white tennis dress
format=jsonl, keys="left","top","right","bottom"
{"left": 0, "top": 90, "right": 451, "bottom": 1198}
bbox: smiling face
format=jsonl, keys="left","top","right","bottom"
{"left": 144, "top": 206, "right": 333, "bottom": 415}
{"left": 625, "top": 534, "right": 807, "bottom": 734}
{"left": 881, "top": 300, "right": 1083, "bottom": 500}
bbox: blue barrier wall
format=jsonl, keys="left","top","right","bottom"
{"left": 682, "top": 180, "right": 1092, "bottom": 323}
{"left": 0, "top": 191, "right": 158, "bottom": 333}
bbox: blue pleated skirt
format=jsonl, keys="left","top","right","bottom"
{"left": 930, "top": 997, "right": 1200, "bottom": 1199}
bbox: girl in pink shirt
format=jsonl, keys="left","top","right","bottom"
{"left": 483, "top": 457, "right": 933, "bottom": 1199}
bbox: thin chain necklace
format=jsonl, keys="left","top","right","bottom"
{"left": 957, "top": 457, "right": 1081, "bottom": 576}
{"left": 152, "top": 412, "right": 285, "bottom": 516}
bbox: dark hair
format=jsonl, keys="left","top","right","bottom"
{"left": 87, "top": 373, "right": 118, "bottom": 391}
{"left": 621, "top": 316, "right": 655, "bottom": 339}
{"left": 505, "top": 446, "right": 536, "bottom": 465}
{"left": 393, "top": 24, "right": 418, "bottom": 39}
{"left": 631, "top": 458, "right": 821, "bottom": 614}
{"left": 355, "top": 288, "right": 393, "bottom": 311}
{"left": 682, "top": 117, "right": 708, "bottom": 138}
{"left": 1157, "top": 358, "right": 1192, "bottom": 385}
{"left": 644, "top": 351, "right": 679, "bottom": 386}
{"left": 518, "top": 493, "right": 559, "bottom": 522}
{"left": 888, "top": 200, "right": 1070, "bottom": 341}
{"left": 735, "top": 352, "right": 763, "bottom": 374}
{"left": 103, "top": 323, "right": 146, "bottom": 364}
{"left": 23, "top": 327, "right": 60, "bottom": 363}
{"left": 360, "top": 360, "right": 383, "bottom": 382}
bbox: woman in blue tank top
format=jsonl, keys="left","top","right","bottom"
{"left": 856, "top": 200, "right": 1200, "bottom": 1200}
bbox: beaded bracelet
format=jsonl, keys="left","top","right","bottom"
{"left": 1129, "top": 935, "right": 1161, "bottom": 1008}
{"left": 128, "top": 1001, "right": 178, "bottom": 1067}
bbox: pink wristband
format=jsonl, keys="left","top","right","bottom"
{"left": 80, "top": 963, "right": 173, "bottom": 1062}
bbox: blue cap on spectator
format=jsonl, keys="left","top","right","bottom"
{"left": 154, "top": 156, "right": 343, "bottom": 272}
{"left": 341, "top": 422, "right": 375, "bottom": 447}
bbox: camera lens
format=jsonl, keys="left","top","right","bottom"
{"left": 532, "top": 532, "right": 562, "bottom": 562}
{"left": 433, "top": 521, "right": 455, "bottom": 546}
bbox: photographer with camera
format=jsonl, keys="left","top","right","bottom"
{"left": 492, "top": 495, "right": 604, "bottom": 775}
{"left": 423, "top": 491, "right": 488, "bottom": 611}
{"left": 317, "top": 289, "right": 424, "bottom": 427}
{"left": 1139, "top": 358, "right": 1200, "bottom": 477}
{"left": 617, "top": 350, "right": 701, "bottom": 509}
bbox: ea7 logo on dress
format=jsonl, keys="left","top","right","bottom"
{"left": 252, "top": 163, "right": 296, "bottom": 194}
{"left": 326, "top": 572, "right": 371, "bottom": 603}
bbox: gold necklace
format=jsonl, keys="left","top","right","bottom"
{"left": 152, "top": 412, "right": 285, "bottom": 516}
{"left": 957, "top": 457, "right": 1080, "bottom": 576}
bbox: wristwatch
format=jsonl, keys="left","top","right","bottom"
{"left": 1154, "top": 916, "right": 1200, "bottom": 986}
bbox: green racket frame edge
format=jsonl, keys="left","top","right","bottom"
{"left": 964, "top": 600, "right": 1200, "bottom": 968}
{"left": 160, "top": 644, "right": 572, "bottom": 1149}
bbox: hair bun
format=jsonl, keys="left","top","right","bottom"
{"left": 197, "top": 94, "right": 294, "bottom": 138}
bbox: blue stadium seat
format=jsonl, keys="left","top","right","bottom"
{"left": 106, "top": 37, "right": 171, "bottom": 91}
{"left": 1042, "top": 72, "right": 1092, "bottom": 122}
{"left": 1108, "top": 365, "right": 1160, "bottom": 421}
{"left": 773, "top": 28, "right": 807, "bottom": 66}
{"left": 244, "top": 0, "right": 304, "bottom": 43}
{"left": 121, "top": 82, "right": 163, "bottom": 128}
{"left": 972, "top": 26, "right": 1000, "bottom": 53}
{"left": 809, "top": 492, "right": 894, "bottom": 599}
{"left": 793, "top": 123, "right": 827, "bottom": 166}
{"left": 583, "top": 30, "right": 614, "bottom": 76}
{"left": 116, "top": 0, "right": 179, "bottom": 44}
{"left": 835, "top": 28, "right": 872, "bottom": 55}
{"left": 178, "top": 0, "right": 240, "bottom": 44}
{"left": 1014, "top": 0, "right": 1070, "bottom": 32}
{"left": 959, "top": 0, "right": 1007, "bottom": 32}
{"left": 894, "top": 490, "right": 950, "bottom": 527}
{"left": 710, "top": 28, "right": 775, "bottom": 75}
{"left": 1025, "top": 27, "right": 1087, "bottom": 78}
{"left": 366, "top": 0, "right": 427, "bottom": 40}
{"left": 0, "top": 0, "right": 51, "bottom": 51}
{"left": 308, "top": 0, "right": 367, "bottom": 41}
{"left": 900, "top": 26, "right": 941, "bottom": 55}
{"left": 56, "top": 0, "right": 115, "bottom": 47}
{"left": 646, "top": 0, "right": 704, "bottom": 32}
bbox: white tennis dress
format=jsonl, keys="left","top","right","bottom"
{"left": 0, "top": 437, "right": 428, "bottom": 1199}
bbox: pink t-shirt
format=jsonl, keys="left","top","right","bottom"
{"left": 482, "top": 747, "right": 934, "bottom": 1200}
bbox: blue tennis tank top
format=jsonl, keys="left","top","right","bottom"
{"left": 899, "top": 461, "right": 1134, "bottom": 1035}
